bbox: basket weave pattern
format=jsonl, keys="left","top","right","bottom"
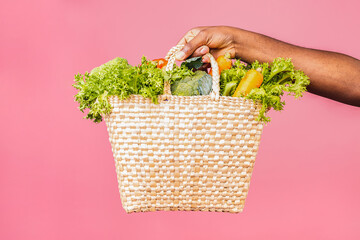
{"left": 104, "top": 95, "right": 264, "bottom": 213}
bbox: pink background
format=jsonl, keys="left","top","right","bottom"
{"left": 1, "top": 0, "right": 360, "bottom": 239}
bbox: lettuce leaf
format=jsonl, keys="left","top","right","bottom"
{"left": 180, "top": 56, "right": 204, "bottom": 70}
{"left": 73, "top": 57, "right": 194, "bottom": 123}
{"left": 219, "top": 60, "right": 248, "bottom": 95}
{"left": 74, "top": 56, "right": 309, "bottom": 123}
{"left": 245, "top": 58, "right": 310, "bottom": 122}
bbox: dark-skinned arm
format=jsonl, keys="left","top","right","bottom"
{"left": 176, "top": 26, "right": 360, "bottom": 106}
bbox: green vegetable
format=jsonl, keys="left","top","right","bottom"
{"left": 180, "top": 56, "right": 204, "bottom": 70}
{"left": 74, "top": 55, "right": 309, "bottom": 124}
{"left": 73, "top": 56, "right": 194, "bottom": 123}
{"left": 163, "top": 65, "right": 195, "bottom": 84}
{"left": 221, "top": 58, "right": 310, "bottom": 122}
{"left": 171, "top": 70, "right": 213, "bottom": 96}
{"left": 219, "top": 60, "right": 248, "bottom": 95}
{"left": 222, "top": 81, "right": 238, "bottom": 96}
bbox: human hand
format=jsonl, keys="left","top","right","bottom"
{"left": 175, "top": 26, "right": 360, "bottom": 106}
{"left": 175, "top": 26, "right": 241, "bottom": 63}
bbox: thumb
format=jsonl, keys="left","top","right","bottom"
{"left": 175, "top": 31, "right": 207, "bottom": 61}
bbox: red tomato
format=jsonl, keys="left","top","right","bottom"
{"left": 153, "top": 58, "right": 168, "bottom": 69}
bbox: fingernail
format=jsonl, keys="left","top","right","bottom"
{"left": 175, "top": 51, "right": 185, "bottom": 60}
{"left": 200, "top": 46, "right": 207, "bottom": 54}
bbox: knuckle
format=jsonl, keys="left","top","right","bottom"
{"left": 197, "top": 30, "right": 207, "bottom": 37}
{"left": 198, "top": 29, "right": 210, "bottom": 41}
{"left": 181, "top": 44, "right": 193, "bottom": 54}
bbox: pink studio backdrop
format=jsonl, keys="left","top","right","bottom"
{"left": 1, "top": 0, "right": 360, "bottom": 239}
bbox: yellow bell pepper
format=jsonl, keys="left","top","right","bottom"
{"left": 232, "top": 69, "right": 263, "bottom": 97}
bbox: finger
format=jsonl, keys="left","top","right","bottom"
{"left": 204, "top": 48, "right": 231, "bottom": 62}
{"left": 190, "top": 45, "right": 209, "bottom": 58}
{"left": 202, "top": 55, "right": 210, "bottom": 63}
{"left": 202, "top": 49, "right": 224, "bottom": 63}
{"left": 176, "top": 30, "right": 208, "bottom": 60}
{"left": 210, "top": 51, "right": 222, "bottom": 61}
{"left": 176, "top": 27, "right": 206, "bottom": 47}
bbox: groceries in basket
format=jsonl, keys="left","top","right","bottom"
{"left": 73, "top": 48, "right": 310, "bottom": 213}
{"left": 73, "top": 55, "right": 309, "bottom": 123}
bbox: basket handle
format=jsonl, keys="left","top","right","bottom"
{"left": 163, "top": 45, "right": 220, "bottom": 100}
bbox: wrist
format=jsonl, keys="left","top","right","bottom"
{"left": 232, "top": 28, "right": 258, "bottom": 60}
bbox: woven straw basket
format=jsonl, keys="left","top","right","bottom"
{"left": 104, "top": 45, "right": 264, "bottom": 213}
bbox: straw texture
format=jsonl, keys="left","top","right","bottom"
{"left": 104, "top": 95, "right": 264, "bottom": 213}
{"left": 104, "top": 46, "right": 264, "bottom": 213}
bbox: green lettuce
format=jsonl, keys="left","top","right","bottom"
{"left": 223, "top": 58, "right": 310, "bottom": 122}
{"left": 74, "top": 56, "right": 309, "bottom": 123}
{"left": 73, "top": 57, "right": 194, "bottom": 123}
{"left": 219, "top": 60, "right": 248, "bottom": 95}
